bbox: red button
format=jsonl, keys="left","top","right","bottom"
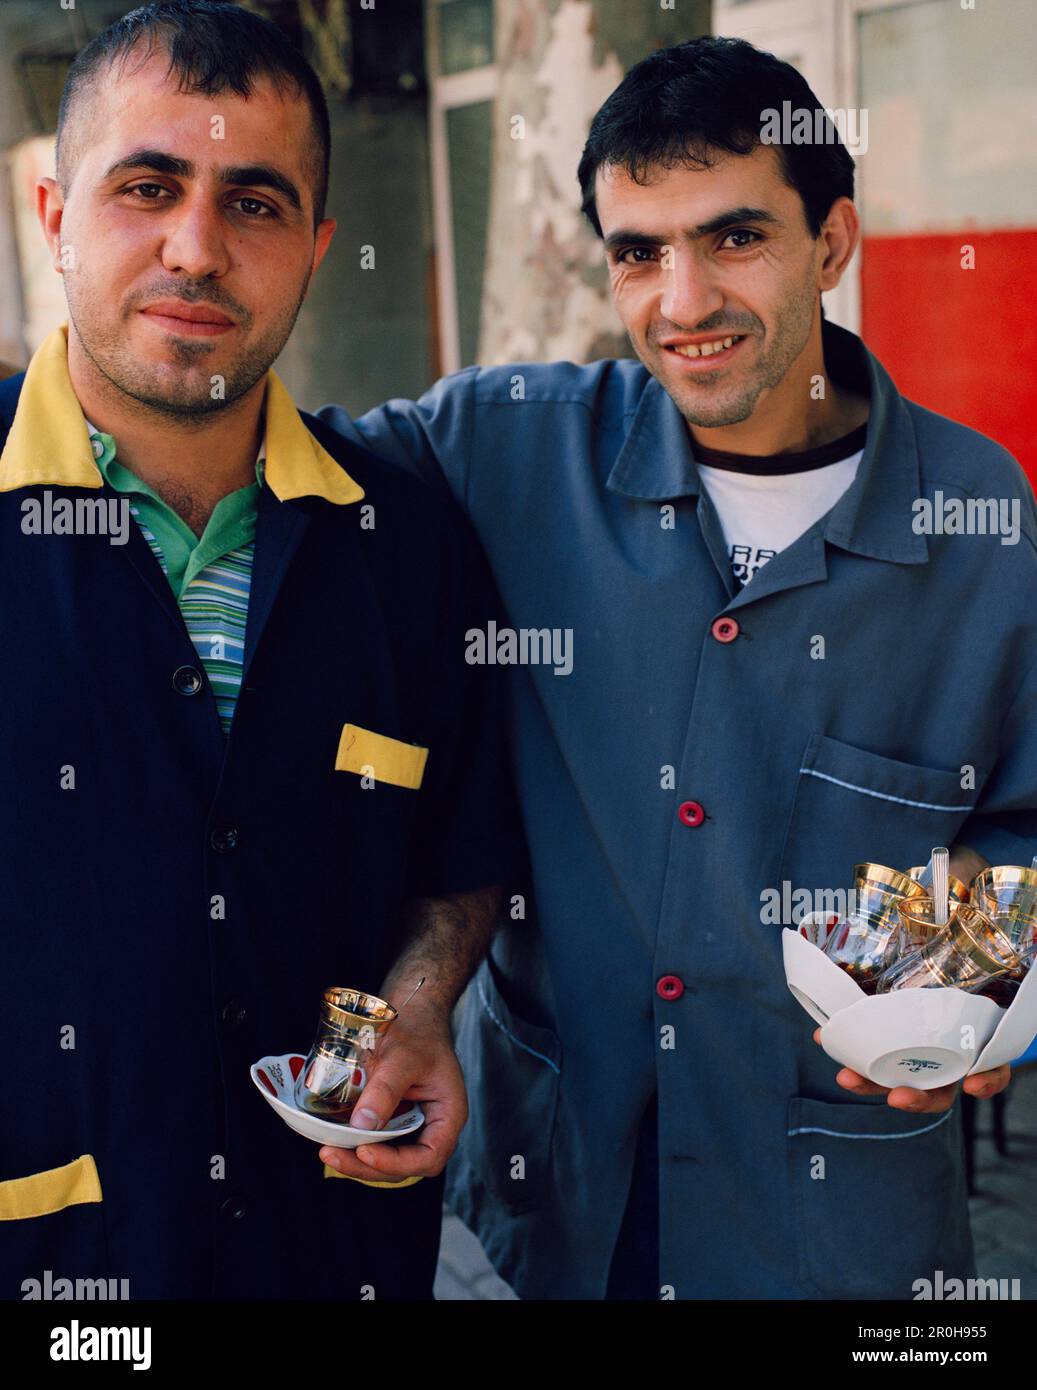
{"left": 657, "top": 974, "right": 684, "bottom": 1001}
{"left": 678, "top": 800, "right": 705, "bottom": 827}
{"left": 711, "top": 617, "right": 740, "bottom": 643}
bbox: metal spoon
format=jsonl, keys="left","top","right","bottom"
{"left": 932, "top": 846, "right": 949, "bottom": 927}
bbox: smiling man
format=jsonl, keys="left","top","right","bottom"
{"left": 0, "top": 1, "right": 521, "bottom": 1300}
{"left": 319, "top": 37, "right": 1037, "bottom": 1299}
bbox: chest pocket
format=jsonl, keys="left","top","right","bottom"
{"left": 777, "top": 732, "right": 975, "bottom": 895}
{"left": 334, "top": 723, "right": 428, "bottom": 790}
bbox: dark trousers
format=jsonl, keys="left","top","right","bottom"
{"left": 604, "top": 1093, "right": 660, "bottom": 1300}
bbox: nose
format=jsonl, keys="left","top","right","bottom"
{"left": 159, "top": 193, "right": 232, "bottom": 280}
{"left": 658, "top": 247, "right": 724, "bottom": 329}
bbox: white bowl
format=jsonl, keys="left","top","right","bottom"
{"left": 819, "top": 988, "right": 1002, "bottom": 1090}
{"left": 250, "top": 1053, "right": 425, "bottom": 1147}
{"left": 783, "top": 929, "right": 1037, "bottom": 1089}
{"left": 972, "top": 959, "right": 1037, "bottom": 1073}
{"left": 782, "top": 927, "right": 868, "bottom": 1025}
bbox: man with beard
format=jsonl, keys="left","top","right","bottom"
{"left": 0, "top": 1, "right": 520, "bottom": 1300}
{"left": 318, "top": 37, "right": 1037, "bottom": 1298}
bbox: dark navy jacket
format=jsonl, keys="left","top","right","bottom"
{"left": 0, "top": 361, "right": 521, "bottom": 1301}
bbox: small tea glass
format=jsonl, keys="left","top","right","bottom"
{"left": 875, "top": 902, "right": 1021, "bottom": 994}
{"left": 294, "top": 987, "right": 398, "bottom": 1123}
{"left": 907, "top": 866, "right": 968, "bottom": 904}
{"left": 894, "top": 894, "right": 964, "bottom": 959}
{"left": 822, "top": 863, "right": 926, "bottom": 993}
{"left": 968, "top": 866, "right": 1037, "bottom": 1007}
{"left": 970, "top": 866, "right": 1037, "bottom": 967}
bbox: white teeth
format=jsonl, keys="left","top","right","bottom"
{"left": 672, "top": 336, "right": 742, "bottom": 358}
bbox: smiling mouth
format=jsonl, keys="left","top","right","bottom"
{"left": 665, "top": 335, "right": 747, "bottom": 360}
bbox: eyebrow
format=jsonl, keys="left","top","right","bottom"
{"left": 99, "top": 148, "right": 303, "bottom": 214}
{"left": 603, "top": 206, "right": 781, "bottom": 253}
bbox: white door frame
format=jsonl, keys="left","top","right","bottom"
{"left": 714, "top": 0, "right": 936, "bottom": 332}
{"left": 425, "top": 1, "right": 498, "bottom": 374}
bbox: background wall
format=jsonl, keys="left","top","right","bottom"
{"left": 2, "top": 0, "right": 1033, "bottom": 473}
{"left": 478, "top": 0, "right": 711, "bottom": 365}
{"left": 0, "top": 0, "right": 437, "bottom": 415}
{"left": 855, "top": 0, "right": 1037, "bottom": 481}
{"left": 717, "top": 0, "right": 1037, "bottom": 485}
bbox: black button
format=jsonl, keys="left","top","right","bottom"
{"left": 219, "top": 1196, "right": 246, "bottom": 1220}
{"left": 220, "top": 999, "right": 247, "bottom": 1032}
{"left": 210, "top": 826, "right": 239, "bottom": 853}
{"left": 173, "top": 665, "right": 204, "bottom": 696}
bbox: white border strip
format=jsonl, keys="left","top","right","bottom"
{"left": 788, "top": 1109, "right": 953, "bottom": 1140}
{"left": 477, "top": 978, "right": 561, "bottom": 1075}
{"left": 799, "top": 766, "right": 973, "bottom": 813}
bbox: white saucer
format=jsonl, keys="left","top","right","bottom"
{"left": 250, "top": 1052, "right": 425, "bottom": 1147}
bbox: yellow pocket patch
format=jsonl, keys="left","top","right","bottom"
{"left": 323, "top": 1165, "right": 423, "bottom": 1188}
{"left": 0, "top": 1154, "right": 102, "bottom": 1220}
{"left": 335, "top": 724, "right": 428, "bottom": 790}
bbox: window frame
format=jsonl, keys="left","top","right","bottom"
{"left": 714, "top": 0, "right": 936, "bottom": 332}
{"left": 426, "top": 0, "right": 499, "bottom": 373}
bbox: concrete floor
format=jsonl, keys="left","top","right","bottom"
{"left": 433, "top": 1210, "right": 516, "bottom": 1300}
{"left": 968, "top": 1062, "right": 1037, "bottom": 1294}
{"left": 434, "top": 1063, "right": 1037, "bottom": 1300}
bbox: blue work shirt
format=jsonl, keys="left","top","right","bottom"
{"left": 318, "top": 318, "right": 1037, "bottom": 1299}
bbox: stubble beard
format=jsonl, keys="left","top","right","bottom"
{"left": 65, "top": 268, "right": 309, "bottom": 422}
{"left": 643, "top": 282, "right": 818, "bottom": 430}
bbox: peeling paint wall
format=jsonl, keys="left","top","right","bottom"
{"left": 479, "top": 0, "right": 710, "bottom": 364}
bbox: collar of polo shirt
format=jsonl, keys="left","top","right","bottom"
{"left": 0, "top": 322, "right": 363, "bottom": 507}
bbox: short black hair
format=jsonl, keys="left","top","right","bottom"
{"left": 56, "top": 0, "right": 331, "bottom": 230}
{"left": 577, "top": 36, "right": 855, "bottom": 240}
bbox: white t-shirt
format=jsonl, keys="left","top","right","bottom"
{"left": 694, "top": 425, "right": 866, "bottom": 588}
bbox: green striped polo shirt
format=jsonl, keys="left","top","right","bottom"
{"left": 85, "top": 419, "right": 260, "bottom": 736}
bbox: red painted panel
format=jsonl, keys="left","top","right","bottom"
{"left": 861, "top": 231, "right": 1037, "bottom": 489}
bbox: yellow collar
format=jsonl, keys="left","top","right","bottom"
{"left": 0, "top": 323, "right": 363, "bottom": 506}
